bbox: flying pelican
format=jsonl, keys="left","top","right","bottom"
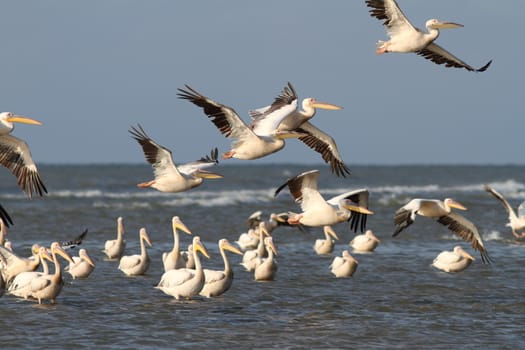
{"left": 7, "top": 246, "right": 52, "bottom": 299}
{"left": 66, "top": 249, "right": 96, "bottom": 279}
{"left": 314, "top": 226, "right": 339, "bottom": 255}
{"left": 484, "top": 184, "right": 525, "bottom": 239}
{"left": 0, "top": 243, "right": 41, "bottom": 285}
{"left": 0, "top": 112, "right": 47, "bottom": 198}
{"left": 156, "top": 236, "right": 210, "bottom": 300}
{"left": 393, "top": 198, "right": 491, "bottom": 263}
{"left": 199, "top": 239, "right": 243, "bottom": 298}
{"left": 241, "top": 222, "right": 269, "bottom": 272}
{"left": 330, "top": 250, "right": 359, "bottom": 278}
{"left": 162, "top": 216, "right": 192, "bottom": 272}
{"left": 432, "top": 245, "right": 475, "bottom": 273}
{"left": 118, "top": 228, "right": 152, "bottom": 276}
{"left": 60, "top": 229, "right": 88, "bottom": 250}
{"left": 102, "top": 217, "right": 126, "bottom": 260}
{"left": 177, "top": 85, "right": 306, "bottom": 160}
{"left": 365, "top": 0, "right": 492, "bottom": 72}
{"left": 350, "top": 229, "right": 381, "bottom": 253}
{"left": 274, "top": 170, "right": 373, "bottom": 230}
{"left": 130, "top": 124, "right": 222, "bottom": 193}
{"left": 254, "top": 236, "right": 278, "bottom": 281}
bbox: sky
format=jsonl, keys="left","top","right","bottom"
{"left": 0, "top": 1, "right": 521, "bottom": 166}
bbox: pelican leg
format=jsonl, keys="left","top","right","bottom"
{"left": 287, "top": 214, "right": 303, "bottom": 225}
{"left": 222, "top": 151, "right": 235, "bottom": 159}
{"left": 375, "top": 41, "right": 388, "bottom": 55}
{"left": 513, "top": 230, "right": 525, "bottom": 239}
{"left": 137, "top": 180, "right": 155, "bottom": 188}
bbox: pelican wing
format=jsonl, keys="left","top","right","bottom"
{"left": 203, "top": 269, "right": 226, "bottom": 284}
{"left": 30, "top": 275, "right": 52, "bottom": 293}
{"left": 249, "top": 82, "right": 298, "bottom": 131}
{"left": 177, "top": 148, "right": 219, "bottom": 176}
{"left": 158, "top": 269, "right": 195, "bottom": 288}
{"left": 60, "top": 229, "right": 88, "bottom": 250}
{"left": 330, "top": 256, "right": 345, "bottom": 270}
{"left": 118, "top": 255, "right": 142, "bottom": 270}
{"left": 518, "top": 201, "right": 525, "bottom": 218}
{"left": 0, "top": 245, "right": 26, "bottom": 270}
{"left": 484, "top": 184, "right": 517, "bottom": 220}
{"left": 416, "top": 43, "right": 492, "bottom": 72}
{"left": 0, "top": 134, "right": 47, "bottom": 198}
{"left": 433, "top": 250, "right": 462, "bottom": 265}
{"left": 274, "top": 170, "right": 320, "bottom": 204}
{"left": 327, "top": 189, "right": 370, "bottom": 232}
{"left": 365, "top": 0, "right": 417, "bottom": 38}
{"left": 0, "top": 204, "right": 13, "bottom": 227}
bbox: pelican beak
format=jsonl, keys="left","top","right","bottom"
{"left": 274, "top": 130, "right": 308, "bottom": 139}
{"left": 195, "top": 239, "right": 210, "bottom": 259}
{"left": 310, "top": 101, "right": 343, "bottom": 110}
{"left": 6, "top": 115, "right": 42, "bottom": 125}
{"left": 82, "top": 251, "right": 96, "bottom": 267}
{"left": 270, "top": 213, "right": 287, "bottom": 223}
{"left": 173, "top": 217, "right": 192, "bottom": 235}
{"left": 368, "top": 230, "right": 381, "bottom": 243}
{"left": 260, "top": 224, "right": 270, "bottom": 237}
{"left": 41, "top": 249, "right": 53, "bottom": 262}
{"left": 141, "top": 229, "right": 153, "bottom": 247}
{"left": 459, "top": 248, "right": 475, "bottom": 261}
{"left": 224, "top": 241, "right": 243, "bottom": 256}
{"left": 325, "top": 226, "right": 339, "bottom": 240}
{"left": 267, "top": 239, "right": 278, "bottom": 256}
{"left": 434, "top": 21, "right": 463, "bottom": 29}
{"left": 448, "top": 200, "right": 467, "bottom": 211}
{"left": 55, "top": 245, "right": 75, "bottom": 264}
{"left": 343, "top": 204, "right": 374, "bottom": 215}
{"left": 194, "top": 170, "right": 223, "bottom": 179}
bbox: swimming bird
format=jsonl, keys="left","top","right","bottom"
{"left": 484, "top": 184, "right": 525, "bottom": 239}
{"left": 199, "top": 238, "right": 243, "bottom": 298}
{"left": 162, "top": 216, "right": 192, "bottom": 272}
{"left": 7, "top": 246, "right": 52, "bottom": 299}
{"left": 103, "top": 217, "right": 126, "bottom": 260}
{"left": 156, "top": 236, "right": 210, "bottom": 300}
{"left": 350, "top": 229, "right": 381, "bottom": 253}
{"left": 60, "top": 229, "right": 88, "bottom": 250}
{"left": 432, "top": 245, "right": 475, "bottom": 273}
{"left": 66, "top": 248, "right": 96, "bottom": 279}
{"left": 365, "top": 0, "right": 492, "bottom": 72}
{"left": 330, "top": 250, "right": 359, "bottom": 278}
{"left": 118, "top": 228, "right": 152, "bottom": 276}
{"left": 130, "top": 124, "right": 222, "bottom": 193}
{"left": 314, "top": 226, "right": 339, "bottom": 255}
{"left": 241, "top": 222, "right": 269, "bottom": 272}
{"left": 0, "top": 112, "right": 47, "bottom": 198}
{"left": 0, "top": 244, "right": 41, "bottom": 285}
{"left": 237, "top": 212, "right": 287, "bottom": 251}
{"left": 177, "top": 85, "right": 306, "bottom": 161}
{"left": 254, "top": 236, "right": 278, "bottom": 281}
{"left": 393, "top": 198, "right": 491, "bottom": 263}
{"left": 249, "top": 82, "right": 350, "bottom": 177}
{"left": 274, "top": 170, "right": 373, "bottom": 231}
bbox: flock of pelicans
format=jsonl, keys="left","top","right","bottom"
{"left": 0, "top": 0, "right": 511, "bottom": 304}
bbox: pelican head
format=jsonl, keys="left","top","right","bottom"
{"left": 444, "top": 198, "right": 467, "bottom": 211}
{"left": 172, "top": 216, "right": 192, "bottom": 235}
{"left": 139, "top": 228, "right": 153, "bottom": 247}
{"left": 193, "top": 236, "right": 210, "bottom": 259}
{"left": 264, "top": 236, "right": 278, "bottom": 256}
{"left": 426, "top": 19, "right": 463, "bottom": 30}
{"left": 366, "top": 230, "right": 381, "bottom": 242}
{"left": 79, "top": 249, "right": 96, "bottom": 267}
{"left": 454, "top": 246, "right": 475, "bottom": 261}
{"left": 270, "top": 212, "right": 287, "bottom": 223}
{"left": 324, "top": 226, "right": 339, "bottom": 241}
{"left": 342, "top": 250, "right": 358, "bottom": 264}
{"left": 50, "top": 242, "right": 75, "bottom": 264}
{"left": 219, "top": 238, "right": 243, "bottom": 256}
{"left": 258, "top": 222, "right": 271, "bottom": 237}
{"left": 0, "top": 112, "right": 42, "bottom": 135}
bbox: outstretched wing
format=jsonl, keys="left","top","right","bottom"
{"left": 417, "top": 43, "right": 492, "bottom": 72}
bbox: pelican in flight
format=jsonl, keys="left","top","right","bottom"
{"left": 484, "top": 184, "right": 525, "bottom": 239}
{"left": 365, "top": 0, "right": 492, "bottom": 72}
{"left": 66, "top": 248, "right": 96, "bottom": 279}
{"left": 254, "top": 236, "right": 278, "bottom": 281}
{"left": 314, "top": 226, "right": 339, "bottom": 255}
{"left": 162, "top": 216, "right": 192, "bottom": 272}
{"left": 393, "top": 198, "right": 491, "bottom": 263}
{"left": 0, "top": 112, "right": 47, "bottom": 198}
{"left": 103, "top": 217, "right": 126, "bottom": 260}
{"left": 177, "top": 85, "right": 306, "bottom": 160}
{"left": 118, "top": 228, "right": 152, "bottom": 276}
{"left": 249, "top": 82, "right": 350, "bottom": 177}
{"left": 199, "top": 238, "right": 243, "bottom": 298}
{"left": 350, "top": 229, "right": 381, "bottom": 253}
{"left": 130, "top": 124, "right": 222, "bottom": 193}
{"left": 330, "top": 250, "right": 358, "bottom": 278}
{"left": 432, "top": 245, "right": 475, "bottom": 273}
{"left": 274, "top": 170, "right": 373, "bottom": 230}
{"left": 0, "top": 243, "right": 41, "bottom": 285}
{"left": 60, "top": 229, "right": 88, "bottom": 250}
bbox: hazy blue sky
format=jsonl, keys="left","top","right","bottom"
{"left": 0, "top": 1, "right": 521, "bottom": 165}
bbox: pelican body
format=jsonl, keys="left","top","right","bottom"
{"left": 485, "top": 184, "right": 525, "bottom": 239}
{"left": 0, "top": 244, "right": 41, "bottom": 285}
{"left": 118, "top": 228, "right": 152, "bottom": 276}
{"left": 103, "top": 217, "right": 126, "bottom": 260}
{"left": 162, "top": 216, "right": 193, "bottom": 272}
{"left": 200, "top": 239, "right": 243, "bottom": 297}
{"left": 350, "top": 229, "right": 381, "bottom": 253}
{"left": 432, "top": 246, "right": 475, "bottom": 273}
{"left": 330, "top": 250, "right": 358, "bottom": 278}
{"left": 66, "top": 249, "right": 96, "bottom": 279}
{"left": 241, "top": 223, "right": 269, "bottom": 272}
{"left": 314, "top": 226, "right": 339, "bottom": 255}
{"left": 7, "top": 247, "right": 52, "bottom": 299}
{"left": 254, "top": 237, "right": 278, "bottom": 281}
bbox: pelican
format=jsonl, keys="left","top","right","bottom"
{"left": 177, "top": 85, "right": 306, "bottom": 160}
{"left": 60, "top": 229, "right": 88, "bottom": 250}
{"left": 118, "top": 228, "right": 152, "bottom": 276}
{"left": 162, "top": 216, "right": 192, "bottom": 272}
{"left": 241, "top": 222, "right": 269, "bottom": 272}
{"left": 365, "top": 0, "right": 492, "bottom": 72}
{"left": 130, "top": 124, "right": 223, "bottom": 193}
{"left": 350, "top": 229, "right": 381, "bottom": 253}
{"left": 0, "top": 243, "right": 41, "bottom": 284}
{"left": 314, "top": 226, "right": 339, "bottom": 255}
{"left": 393, "top": 198, "right": 491, "bottom": 263}
{"left": 156, "top": 236, "right": 210, "bottom": 300}
{"left": 484, "top": 184, "right": 525, "bottom": 239}
{"left": 236, "top": 228, "right": 260, "bottom": 251}
{"left": 0, "top": 217, "right": 9, "bottom": 246}
{"left": 249, "top": 82, "right": 350, "bottom": 177}
{"left": 432, "top": 245, "right": 475, "bottom": 273}
{"left": 199, "top": 239, "right": 243, "bottom": 298}
{"left": 7, "top": 246, "right": 52, "bottom": 299}
{"left": 66, "top": 249, "right": 95, "bottom": 279}
{"left": 274, "top": 170, "right": 373, "bottom": 230}
{"left": 254, "top": 237, "right": 278, "bottom": 281}
{"left": 0, "top": 112, "right": 47, "bottom": 198}
{"left": 236, "top": 212, "right": 287, "bottom": 251}
{"left": 330, "top": 250, "right": 359, "bottom": 278}
{"left": 102, "top": 217, "right": 126, "bottom": 260}
{"left": 180, "top": 244, "right": 195, "bottom": 269}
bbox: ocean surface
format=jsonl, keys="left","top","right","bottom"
{"left": 1, "top": 164, "right": 525, "bottom": 349}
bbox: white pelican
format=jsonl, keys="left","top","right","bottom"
{"left": 0, "top": 112, "right": 47, "bottom": 198}
{"left": 274, "top": 170, "right": 373, "bottom": 230}
{"left": 237, "top": 212, "right": 290, "bottom": 251}
{"left": 393, "top": 198, "right": 491, "bottom": 263}
{"left": 199, "top": 238, "right": 243, "bottom": 298}
{"left": 365, "top": 0, "right": 492, "bottom": 72}
{"left": 432, "top": 245, "right": 475, "bottom": 273}
{"left": 0, "top": 243, "right": 41, "bottom": 284}
{"left": 177, "top": 85, "right": 306, "bottom": 160}
{"left": 156, "top": 236, "right": 210, "bottom": 300}
{"left": 350, "top": 229, "right": 381, "bottom": 253}
{"left": 103, "top": 217, "right": 126, "bottom": 260}
{"left": 118, "top": 228, "right": 152, "bottom": 276}
{"left": 60, "top": 229, "right": 88, "bottom": 250}
{"left": 7, "top": 246, "right": 52, "bottom": 299}
{"left": 236, "top": 228, "right": 260, "bottom": 251}
{"left": 254, "top": 236, "right": 278, "bottom": 281}
{"left": 180, "top": 244, "right": 195, "bottom": 269}
{"left": 484, "top": 184, "right": 525, "bottom": 239}
{"left": 250, "top": 82, "right": 350, "bottom": 177}
{"left": 330, "top": 250, "right": 358, "bottom": 278}
{"left": 66, "top": 248, "right": 96, "bottom": 279}
{"left": 314, "top": 226, "right": 339, "bottom": 255}
{"left": 130, "top": 124, "right": 223, "bottom": 193}
{"left": 162, "top": 216, "right": 192, "bottom": 272}
{"left": 241, "top": 222, "right": 269, "bottom": 272}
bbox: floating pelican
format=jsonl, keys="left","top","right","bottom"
{"left": 0, "top": 244, "right": 41, "bottom": 284}
{"left": 162, "top": 216, "right": 192, "bottom": 272}
{"left": 330, "top": 250, "right": 358, "bottom": 278}
{"left": 432, "top": 245, "right": 475, "bottom": 273}
{"left": 66, "top": 249, "right": 95, "bottom": 279}
{"left": 241, "top": 223, "right": 269, "bottom": 272}
{"left": 200, "top": 239, "right": 243, "bottom": 297}
{"left": 118, "top": 228, "right": 152, "bottom": 276}
{"left": 314, "top": 226, "right": 339, "bottom": 255}
{"left": 60, "top": 229, "right": 88, "bottom": 250}
{"left": 177, "top": 85, "right": 306, "bottom": 160}
{"left": 365, "top": 0, "right": 492, "bottom": 72}
{"left": 236, "top": 228, "right": 260, "bottom": 251}
{"left": 484, "top": 184, "right": 525, "bottom": 239}
{"left": 393, "top": 198, "right": 491, "bottom": 263}
{"left": 103, "top": 217, "right": 126, "bottom": 260}
{"left": 274, "top": 170, "right": 373, "bottom": 231}
{"left": 130, "top": 124, "right": 222, "bottom": 193}
{"left": 350, "top": 229, "right": 381, "bottom": 253}
{"left": 237, "top": 212, "right": 291, "bottom": 251}
{"left": 156, "top": 236, "right": 210, "bottom": 300}
{"left": 8, "top": 246, "right": 52, "bottom": 299}
{"left": 254, "top": 237, "right": 278, "bottom": 281}
{"left": 0, "top": 112, "right": 47, "bottom": 198}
